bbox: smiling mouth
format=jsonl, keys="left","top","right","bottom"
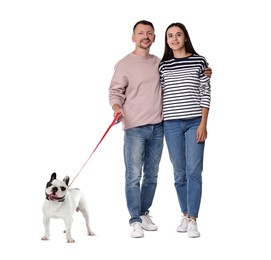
{"left": 141, "top": 39, "right": 150, "bottom": 44}
{"left": 46, "top": 193, "right": 65, "bottom": 201}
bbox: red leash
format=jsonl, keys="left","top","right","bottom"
{"left": 69, "top": 113, "right": 120, "bottom": 187}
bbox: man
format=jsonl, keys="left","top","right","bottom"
{"left": 109, "top": 20, "right": 163, "bottom": 238}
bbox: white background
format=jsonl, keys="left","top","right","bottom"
{"left": 1, "top": 0, "right": 270, "bottom": 259}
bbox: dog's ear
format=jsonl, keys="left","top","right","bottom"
{"left": 63, "top": 176, "right": 70, "bottom": 186}
{"left": 50, "top": 172, "right": 57, "bottom": 181}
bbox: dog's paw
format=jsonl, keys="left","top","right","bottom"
{"left": 88, "top": 231, "right": 96, "bottom": 236}
{"left": 41, "top": 236, "right": 49, "bottom": 241}
{"left": 67, "top": 238, "right": 75, "bottom": 243}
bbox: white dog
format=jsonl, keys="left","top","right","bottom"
{"left": 41, "top": 172, "right": 95, "bottom": 242}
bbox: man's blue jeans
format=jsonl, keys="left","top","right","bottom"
{"left": 164, "top": 117, "right": 204, "bottom": 218}
{"left": 124, "top": 122, "right": 164, "bottom": 224}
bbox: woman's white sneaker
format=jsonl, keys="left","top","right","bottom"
{"left": 130, "top": 222, "right": 144, "bottom": 238}
{"left": 187, "top": 219, "right": 200, "bottom": 238}
{"left": 176, "top": 215, "right": 188, "bottom": 232}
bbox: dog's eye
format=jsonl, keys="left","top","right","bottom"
{"left": 60, "top": 187, "right": 66, "bottom": 191}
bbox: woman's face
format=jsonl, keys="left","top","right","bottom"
{"left": 166, "top": 26, "right": 186, "bottom": 51}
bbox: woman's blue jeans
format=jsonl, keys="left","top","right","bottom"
{"left": 124, "top": 122, "right": 164, "bottom": 224}
{"left": 164, "top": 117, "right": 204, "bottom": 218}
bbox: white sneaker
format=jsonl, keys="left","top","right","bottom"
{"left": 130, "top": 222, "right": 144, "bottom": 238}
{"left": 140, "top": 214, "right": 158, "bottom": 231}
{"left": 187, "top": 219, "right": 200, "bottom": 238}
{"left": 176, "top": 215, "right": 188, "bottom": 232}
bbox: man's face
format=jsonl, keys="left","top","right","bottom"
{"left": 132, "top": 24, "right": 155, "bottom": 50}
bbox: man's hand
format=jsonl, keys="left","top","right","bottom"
{"left": 204, "top": 67, "right": 212, "bottom": 78}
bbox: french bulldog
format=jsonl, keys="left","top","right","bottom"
{"left": 41, "top": 172, "right": 95, "bottom": 242}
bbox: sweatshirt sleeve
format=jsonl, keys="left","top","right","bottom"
{"left": 109, "top": 61, "right": 127, "bottom": 108}
{"left": 199, "top": 57, "right": 211, "bottom": 109}
{"left": 158, "top": 63, "right": 164, "bottom": 90}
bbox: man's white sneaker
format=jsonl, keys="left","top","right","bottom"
{"left": 140, "top": 214, "right": 158, "bottom": 231}
{"left": 130, "top": 222, "right": 144, "bottom": 238}
{"left": 187, "top": 219, "right": 200, "bottom": 238}
{"left": 176, "top": 215, "right": 188, "bottom": 232}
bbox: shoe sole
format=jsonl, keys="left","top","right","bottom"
{"left": 142, "top": 227, "right": 158, "bottom": 231}
{"left": 188, "top": 234, "right": 200, "bottom": 238}
{"left": 131, "top": 234, "right": 144, "bottom": 238}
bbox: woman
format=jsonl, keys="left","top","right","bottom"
{"left": 159, "top": 22, "right": 211, "bottom": 238}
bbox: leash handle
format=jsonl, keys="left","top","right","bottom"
{"left": 69, "top": 113, "right": 121, "bottom": 187}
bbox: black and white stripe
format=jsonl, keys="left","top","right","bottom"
{"left": 159, "top": 54, "right": 211, "bottom": 120}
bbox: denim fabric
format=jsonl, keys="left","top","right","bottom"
{"left": 124, "top": 122, "right": 164, "bottom": 224}
{"left": 164, "top": 117, "right": 204, "bottom": 218}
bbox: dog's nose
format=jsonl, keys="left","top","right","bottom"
{"left": 52, "top": 187, "right": 58, "bottom": 193}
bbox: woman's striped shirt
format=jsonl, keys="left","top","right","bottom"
{"left": 159, "top": 54, "right": 211, "bottom": 121}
